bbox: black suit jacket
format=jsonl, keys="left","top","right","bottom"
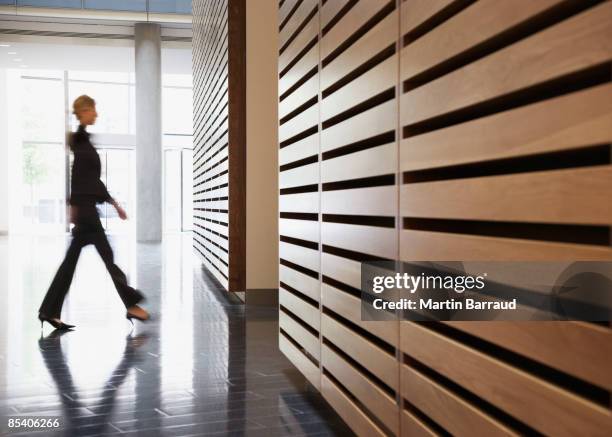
{"left": 69, "top": 125, "right": 113, "bottom": 206}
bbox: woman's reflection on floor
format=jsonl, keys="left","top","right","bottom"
{"left": 38, "top": 330, "right": 150, "bottom": 436}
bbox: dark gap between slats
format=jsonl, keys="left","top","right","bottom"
{"left": 279, "top": 0, "right": 303, "bottom": 32}
{"left": 403, "top": 217, "right": 610, "bottom": 246}
{"left": 322, "top": 88, "right": 395, "bottom": 130}
{"left": 280, "top": 305, "right": 320, "bottom": 338}
{"left": 280, "top": 281, "right": 319, "bottom": 308}
{"left": 322, "top": 44, "right": 395, "bottom": 98}
{"left": 402, "top": 0, "right": 475, "bottom": 46}
{"left": 418, "top": 322, "right": 610, "bottom": 407}
{"left": 279, "top": 235, "right": 319, "bottom": 250}
{"left": 279, "top": 66, "right": 318, "bottom": 102}
{"left": 403, "top": 144, "right": 611, "bottom": 183}
{"left": 280, "top": 4, "right": 318, "bottom": 55}
{"left": 279, "top": 95, "right": 318, "bottom": 125}
{"left": 321, "top": 131, "right": 395, "bottom": 161}
{"left": 322, "top": 274, "right": 360, "bottom": 300}
{"left": 280, "top": 258, "right": 319, "bottom": 280}
{"left": 321, "top": 244, "right": 386, "bottom": 263}
{"left": 321, "top": 1, "right": 395, "bottom": 67}
{"left": 321, "top": 0, "right": 358, "bottom": 36}
{"left": 321, "top": 332, "right": 395, "bottom": 398}
{"left": 402, "top": 398, "right": 452, "bottom": 437}
{"left": 403, "top": 63, "right": 612, "bottom": 138}
{"left": 322, "top": 174, "right": 395, "bottom": 191}
{"left": 404, "top": 354, "right": 544, "bottom": 436}
{"left": 193, "top": 246, "right": 229, "bottom": 279}
{"left": 403, "top": 0, "right": 605, "bottom": 92}
{"left": 279, "top": 211, "right": 318, "bottom": 221}
{"left": 322, "top": 214, "right": 395, "bottom": 228}
{"left": 280, "top": 125, "right": 318, "bottom": 148}
{"left": 280, "top": 36, "right": 318, "bottom": 79}
{"left": 280, "top": 328, "right": 320, "bottom": 367}
{"left": 322, "top": 304, "right": 396, "bottom": 357}
{"left": 279, "top": 154, "right": 318, "bottom": 172}
{"left": 279, "top": 183, "right": 318, "bottom": 195}
{"left": 321, "top": 368, "right": 394, "bottom": 436}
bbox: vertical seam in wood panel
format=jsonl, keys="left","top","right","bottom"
{"left": 317, "top": 0, "right": 324, "bottom": 390}
{"left": 395, "top": 1, "right": 402, "bottom": 432}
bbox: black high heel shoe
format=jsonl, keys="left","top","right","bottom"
{"left": 38, "top": 314, "right": 75, "bottom": 331}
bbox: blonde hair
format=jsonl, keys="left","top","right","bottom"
{"left": 72, "top": 95, "right": 95, "bottom": 117}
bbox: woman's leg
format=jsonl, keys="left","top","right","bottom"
{"left": 39, "top": 237, "right": 84, "bottom": 319}
{"left": 92, "top": 232, "right": 144, "bottom": 308}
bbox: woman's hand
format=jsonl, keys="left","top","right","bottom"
{"left": 111, "top": 200, "right": 128, "bottom": 220}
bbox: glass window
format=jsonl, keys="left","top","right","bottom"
{"left": 162, "top": 86, "right": 193, "bottom": 135}
{"left": 21, "top": 77, "right": 64, "bottom": 142}
{"left": 17, "top": 0, "right": 81, "bottom": 7}
{"left": 182, "top": 149, "right": 193, "bottom": 231}
{"left": 149, "top": 0, "right": 192, "bottom": 14}
{"left": 0, "top": 1, "right": 15, "bottom": 5}
{"left": 84, "top": 0, "right": 146, "bottom": 12}
{"left": 20, "top": 143, "right": 66, "bottom": 233}
{"left": 164, "top": 149, "right": 182, "bottom": 232}
{"left": 69, "top": 80, "right": 130, "bottom": 134}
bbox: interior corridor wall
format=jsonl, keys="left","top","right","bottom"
{"left": 192, "top": 0, "right": 246, "bottom": 291}
{"left": 276, "top": 1, "right": 612, "bottom": 436}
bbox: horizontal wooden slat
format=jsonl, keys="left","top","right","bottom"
{"left": 321, "top": 0, "right": 392, "bottom": 61}
{"left": 280, "top": 264, "right": 320, "bottom": 302}
{"left": 321, "top": 283, "right": 398, "bottom": 346}
{"left": 322, "top": 345, "right": 399, "bottom": 434}
{"left": 401, "top": 409, "right": 438, "bottom": 437}
{"left": 321, "top": 142, "right": 396, "bottom": 183}
{"left": 321, "top": 252, "right": 361, "bottom": 289}
{"left": 400, "top": 0, "right": 455, "bottom": 37}
{"left": 322, "top": 314, "right": 397, "bottom": 389}
{"left": 280, "top": 0, "right": 318, "bottom": 50}
{"left": 322, "top": 9, "right": 398, "bottom": 91}
{"left": 279, "top": 192, "right": 319, "bottom": 213}
{"left": 400, "top": 0, "right": 561, "bottom": 82}
{"left": 446, "top": 321, "right": 612, "bottom": 391}
{"left": 320, "top": 0, "right": 350, "bottom": 29}
{"left": 279, "top": 103, "right": 318, "bottom": 143}
{"left": 322, "top": 186, "right": 397, "bottom": 216}
{"left": 400, "top": 83, "right": 612, "bottom": 171}
{"left": 279, "top": 10, "right": 319, "bottom": 73}
{"left": 401, "top": 166, "right": 612, "bottom": 225}
{"left": 279, "top": 241, "right": 319, "bottom": 272}
{"left": 280, "top": 287, "right": 320, "bottom": 330}
{"left": 279, "top": 0, "right": 299, "bottom": 27}
{"left": 401, "top": 364, "right": 517, "bottom": 437}
{"left": 321, "top": 99, "right": 396, "bottom": 153}
{"left": 279, "top": 133, "right": 319, "bottom": 166}
{"left": 401, "top": 1, "right": 612, "bottom": 126}
{"left": 279, "top": 162, "right": 319, "bottom": 189}
{"left": 279, "top": 44, "right": 318, "bottom": 96}
{"left": 280, "top": 218, "right": 319, "bottom": 242}
{"left": 322, "top": 222, "right": 397, "bottom": 259}
{"left": 321, "top": 375, "right": 386, "bottom": 437}
{"left": 280, "top": 333, "right": 320, "bottom": 390}
{"left": 322, "top": 55, "right": 396, "bottom": 122}
{"left": 279, "top": 73, "right": 319, "bottom": 120}
{"left": 400, "top": 322, "right": 612, "bottom": 437}
{"left": 280, "top": 310, "right": 320, "bottom": 361}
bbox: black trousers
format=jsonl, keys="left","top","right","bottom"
{"left": 39, "top": 206, "right": 144, "bottom": 318}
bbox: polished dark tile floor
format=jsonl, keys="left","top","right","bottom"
{"left": 0, "top": 233, "right": 353, "bottom": 437}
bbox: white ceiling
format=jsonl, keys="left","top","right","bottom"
{"left": 0, "top": 37, "right": 192, "bottom": 74}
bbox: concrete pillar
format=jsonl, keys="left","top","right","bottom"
{"left": 135, "top": 23, "right": 163, "bottom": 242}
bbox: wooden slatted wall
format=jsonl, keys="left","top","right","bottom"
{"left": 193, "top": 0, "right": 246, "bottom": 291}
{"left": 278, "top": 0, "right": 612, "bottom": 435}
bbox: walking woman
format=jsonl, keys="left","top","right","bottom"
{"left": 38, "top": 95, "right": 150, "bottom": 330}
